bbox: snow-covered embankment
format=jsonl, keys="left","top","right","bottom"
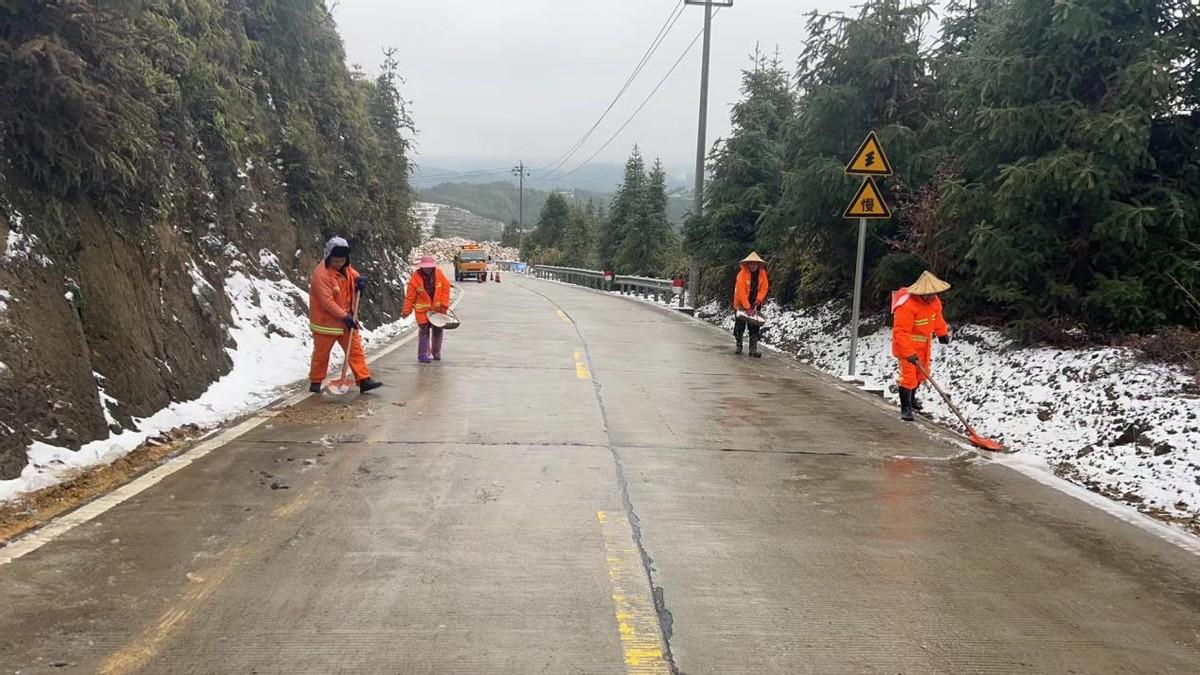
{"left": 0, "top": 255, "right": 413, "bottom": 502}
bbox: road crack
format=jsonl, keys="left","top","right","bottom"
{"left": 514, "top": 279, "right": 680, "bottom": 674}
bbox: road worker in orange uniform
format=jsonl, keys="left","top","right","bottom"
{"left": 403, "top": 255, "right": 452, "bottom": 363}
{"left": 732, "top": 252, "right": 769, "bottom": 357}
{"left": 892, "top": 271, "right": 951, "bottom": 421}
{"left": 308, "top": 237, "right": 383, "bottom": 394}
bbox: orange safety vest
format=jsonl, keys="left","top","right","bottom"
{"left": 732, "top": 264, "right": 769, "bottom": 310}
{"left": 309, "top": 262, "right": 360, "bottom": 336}
{"left": 891, "top": 293, "right": 948, "bottom": 359}
{"left": 404, "top": 269, "right": 451, "bottom": 325}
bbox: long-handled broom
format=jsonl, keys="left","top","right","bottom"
{"left": 914, "top": 361, "right": 1006, "bottom": 452}
{"left": 326, "top": 289, "right": 362, "bottom": 396}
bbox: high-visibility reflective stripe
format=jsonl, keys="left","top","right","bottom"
{"left": 914, "top": 318, "right": 931, "bottom": 325}
{"left": 911, "top": 335, "right": 929, "bottom": 343}
{"left": 310, "top": 323, "right": 345, "bottom": 336}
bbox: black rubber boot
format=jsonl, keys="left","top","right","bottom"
{"left": 358, "top": 378, "right": 383, "bottom": 394}
{"left": 734, "top": 339, "right": 743, "bottom": 355}
{"left": 309, "top": 382, "right": 322, "bottom": 394}
{"left": 911, "top": 387, "right": 923, "bottom": 413}
{"left": 899, "top": 388, "right": 914, "bottom": 421}
{"left": 749, "top": 336, "right": 762, "bottom": 358}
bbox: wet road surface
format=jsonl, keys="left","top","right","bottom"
{"left": 1, "top": 273, "right": 1198, "bottom": 674}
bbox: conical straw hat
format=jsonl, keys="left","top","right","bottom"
{"left": 740, "top": 251, "right": 766, "bottom": 264}
{"left": 907, "top": 271, "right": 951, "bottom": 295}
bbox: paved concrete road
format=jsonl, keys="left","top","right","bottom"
{"left": 2, "top": 273, "right": 1198, "bottom": 674}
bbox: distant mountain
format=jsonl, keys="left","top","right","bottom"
{"left": 532, "top": 162, "right": 693, "bottom": 193}
{"left": 410, "top": 165, "right": 514, "bottom": 188}
{"left": 411, "top": 158, "right": 692, "bottom": 194}
{"left": 417, "top": 181, "right": 607, "bottom": 228}
{"left": 417, "top": 180, "right": 693, "bottom": 230}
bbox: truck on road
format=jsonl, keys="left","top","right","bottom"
{"left": 454, "top": 244, "right": 488, "bottom": 282}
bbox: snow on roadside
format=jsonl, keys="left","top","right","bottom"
{"left": 0, "top": 267, "right": 414, "bottom": 503}
{"left": 695, "top": 299, "right": 1200, "bottom": 526}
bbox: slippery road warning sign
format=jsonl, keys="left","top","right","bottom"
{"left": 844, "top": 130, "right": 892, "bottom": 176}
{"left": 843, "top": 177, "right": 891, "bottom": 219}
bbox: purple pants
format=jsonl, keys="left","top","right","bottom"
{"left": 418, "top": 324, "right": 444, "bottom": 360}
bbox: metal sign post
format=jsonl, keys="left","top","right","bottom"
{"left": 842, "top": 132, "right": 893, "bottom": 377}
{"left": 848, "top": 217, "right": 867, "bottom": 376}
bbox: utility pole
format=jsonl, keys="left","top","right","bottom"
{"left": 512, "top": 161, "right": 529, "bottom": 255}
{"left": 685, "top": 0, "right": 730, "bottom": 308}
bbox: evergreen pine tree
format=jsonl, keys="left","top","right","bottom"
{"left": 760, "top": 0, "right": 940, "bottom": 305}
{"left": 599, "top": 146, "right": 646, "bottom": 269}
{"left": 532, "top": 192, "right": 571, "bottom": 250}
{"left": 685, "top": 48, "right": 793, "bottom": 299}
{"left": 618, "top": 159, "right": 676, "bottom": 276}
{"left": 938, "top": 0, "right": 1200, "bottom": 330}
{"left": 562, "top": 200, "right": 598, "bottom": 267}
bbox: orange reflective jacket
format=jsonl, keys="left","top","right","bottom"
{"left": 404, "top": 268, "right": 451, "bottom": 325}
{"left": 732, "top": 264, "right": 769, "bottom": 310}
{"left": 891, "top": 294, "right": 948, "bottom": 360}
{"left": 309, "top": 262, "right": 360, "bottom": 336}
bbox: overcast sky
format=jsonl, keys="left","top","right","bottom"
{"left": 334, "top": 0, "right": 856, "bottom": 180}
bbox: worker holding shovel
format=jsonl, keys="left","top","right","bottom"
{"left": 891, "top": 271, "right": 951, "bottom": 421}
{"left": 307, "top": 236, "right": 384, "bottom": 394}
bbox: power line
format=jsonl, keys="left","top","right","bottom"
{"left": 535, "top": 0, "right": 686, "bottom": 180}
{"left": 538, "top": 2, "right": 685, "bottom": 181}
{"left": 553, "top": 8, "right": 720, "bottom": 182}
{"left": 536, "top": 0, "right": 684, "bottom": 174}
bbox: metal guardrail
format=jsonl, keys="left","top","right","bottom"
{"left": 532, "top": 265, "right": 691, "bottom": 311}
{"left": 532, "top": 265, "right": 607, "bottom": 289}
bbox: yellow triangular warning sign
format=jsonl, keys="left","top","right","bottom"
{"left": 844, "top": 130, "right": 892, "bottom": 176}
{"left": 843, "top": 177, "right": 891, "bottom": 219}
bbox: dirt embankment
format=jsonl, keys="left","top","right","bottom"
{"left": 0, "top": 196, "right": 408, "bottom": 482}
{"left": 0, "top": 0, "right": 419, "bottom": 483}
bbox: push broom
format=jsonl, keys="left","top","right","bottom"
{"left": 914, "top": 361, "right": 1006, "bottom": 452}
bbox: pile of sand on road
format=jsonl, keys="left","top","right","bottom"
{"left": 409, "top": 238, "right": 519, "bottom": 265}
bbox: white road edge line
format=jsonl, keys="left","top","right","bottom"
{"left": 0, "top": 288, "right": 464, "bottom": 566}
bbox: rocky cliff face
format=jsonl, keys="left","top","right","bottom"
{"left": 0, "top": 1, "right": 416, "bottom": 479}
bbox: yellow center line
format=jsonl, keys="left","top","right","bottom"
{"left": 597, "top": 511, "right": 671, "bottom": 674}
{"left": 97, "top": 488, "right": 319, "bottom": 674}
{"left": 575, "top": 350, "right": 591, "bottom": 380}
{"left": 97, "top": 544, "right": 245, "bottom": 675}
